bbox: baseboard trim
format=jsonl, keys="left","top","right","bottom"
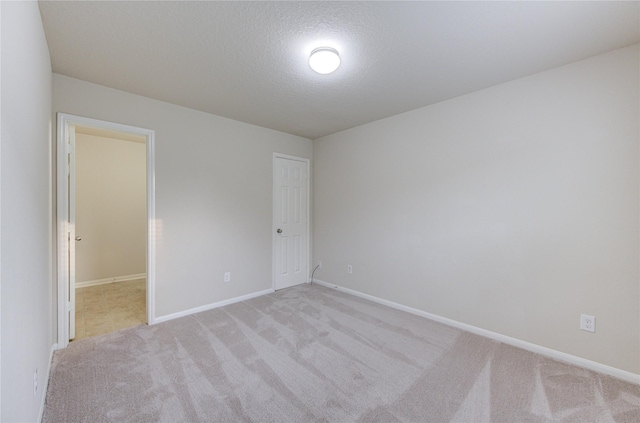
{"left": 76, "top": 273, "right": 146, "bottom": 288}
{"left": 153, "top": 288, "right": 275, "bottom": 324}
{"left": 312, "top": 279, "right": 639, "bottom": 385}
{"left": 38, "top": 343, "right": 58, "bottom": 423}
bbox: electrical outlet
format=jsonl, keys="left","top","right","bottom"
{"left": 224, "top": 272, "right": 231, "bottom": 283}
{"left": 33, "top": 368, "right": 38, "bottom": 396}
{"left": 316, "top": 260, "right": 322, "bottom": 269}
{"left": 347, "top": 264, "right": 353, "bottom": 274}
{"left": 580, "top": 314, "right": 596, "bottom": 333}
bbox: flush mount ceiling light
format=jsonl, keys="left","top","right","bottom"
{"left": 309, "top": 47, "right": 340, "bottom": 74}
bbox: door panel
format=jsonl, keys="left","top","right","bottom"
{"left": 274, "top": 157, "right": 309, "bottom": 290}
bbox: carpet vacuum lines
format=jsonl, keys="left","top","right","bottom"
{"left": 43, "top": 283, "right": 640, "bottom": 422}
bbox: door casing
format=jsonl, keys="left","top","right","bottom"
{"left": 56, "top": 113, "right": 157, "bottom": 348}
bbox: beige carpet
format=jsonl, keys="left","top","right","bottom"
{"left": 43, "top": 283, "right": 640, "bottom": 422}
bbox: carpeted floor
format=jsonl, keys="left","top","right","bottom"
{"left": 43, "top": 283, "right": 640, "bottom": 422}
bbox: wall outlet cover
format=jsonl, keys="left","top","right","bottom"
{"left": 580, "top": 314, "right": 596, "bottom": 333}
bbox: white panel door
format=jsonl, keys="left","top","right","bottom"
{"left": 274, "top": 156, "right": 309, "bottom": 290}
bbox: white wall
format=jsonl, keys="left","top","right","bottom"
{"left": 1, "top": 1, "right": 53, "bottom": 421}
{"left": 75, "top": 133, "right": 146, "bottom": 283}
{"left": 313, "top": 45, "right": 639, "bottom": 375}
{"left": 53, "top": 75, "right": 313, "bottom": 318}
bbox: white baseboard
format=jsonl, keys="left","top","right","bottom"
{"left": 38, "top": 343, "right": 58, "bottom": 423}
{"left": 312, "top": 279, "right": 640, "bottom": 385}
{"left": 153, "top": 288, "right": 275, "bottom": 324}
{"left": 76, "top": 273, "right": 146, "bottom": 288}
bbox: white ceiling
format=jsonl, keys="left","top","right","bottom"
{"left": 39, "top": 1, "right": 640, "bottom": 140}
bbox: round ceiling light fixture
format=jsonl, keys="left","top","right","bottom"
{"left": 309, "top": 47, "right": 340, "bottom": 74}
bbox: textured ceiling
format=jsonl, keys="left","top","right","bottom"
{"left": 39, "top": 1, "right": 640, "bottom": 140}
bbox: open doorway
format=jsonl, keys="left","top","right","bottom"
{"left": 73, "top": 126, "right": 147, "bottom": 340}
{"left": 57, "top": 114, "right": 156, "bottom": 348}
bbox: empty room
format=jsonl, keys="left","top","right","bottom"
{"left": 1, "top": 1, "right": 639, "bottom": 422}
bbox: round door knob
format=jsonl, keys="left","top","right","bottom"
{"left": 277, "top": 228, "right": 282, "bottom": 234}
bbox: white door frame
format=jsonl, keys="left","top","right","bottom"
{"left": 272, "top": 153, "right": 311, "bottom": 290}
{"left": 56, "top": 113, "right": 157, "bottom": 348}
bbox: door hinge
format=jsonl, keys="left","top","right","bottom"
{"left": 66, "top": 302, "right": 74, "bottom": 312}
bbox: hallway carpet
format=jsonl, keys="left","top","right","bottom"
{"left": 74, "top": 279, "right": 146, "bottom": 340}
{"left": 43, "top": 284, "right": 640, "bottom": 422}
